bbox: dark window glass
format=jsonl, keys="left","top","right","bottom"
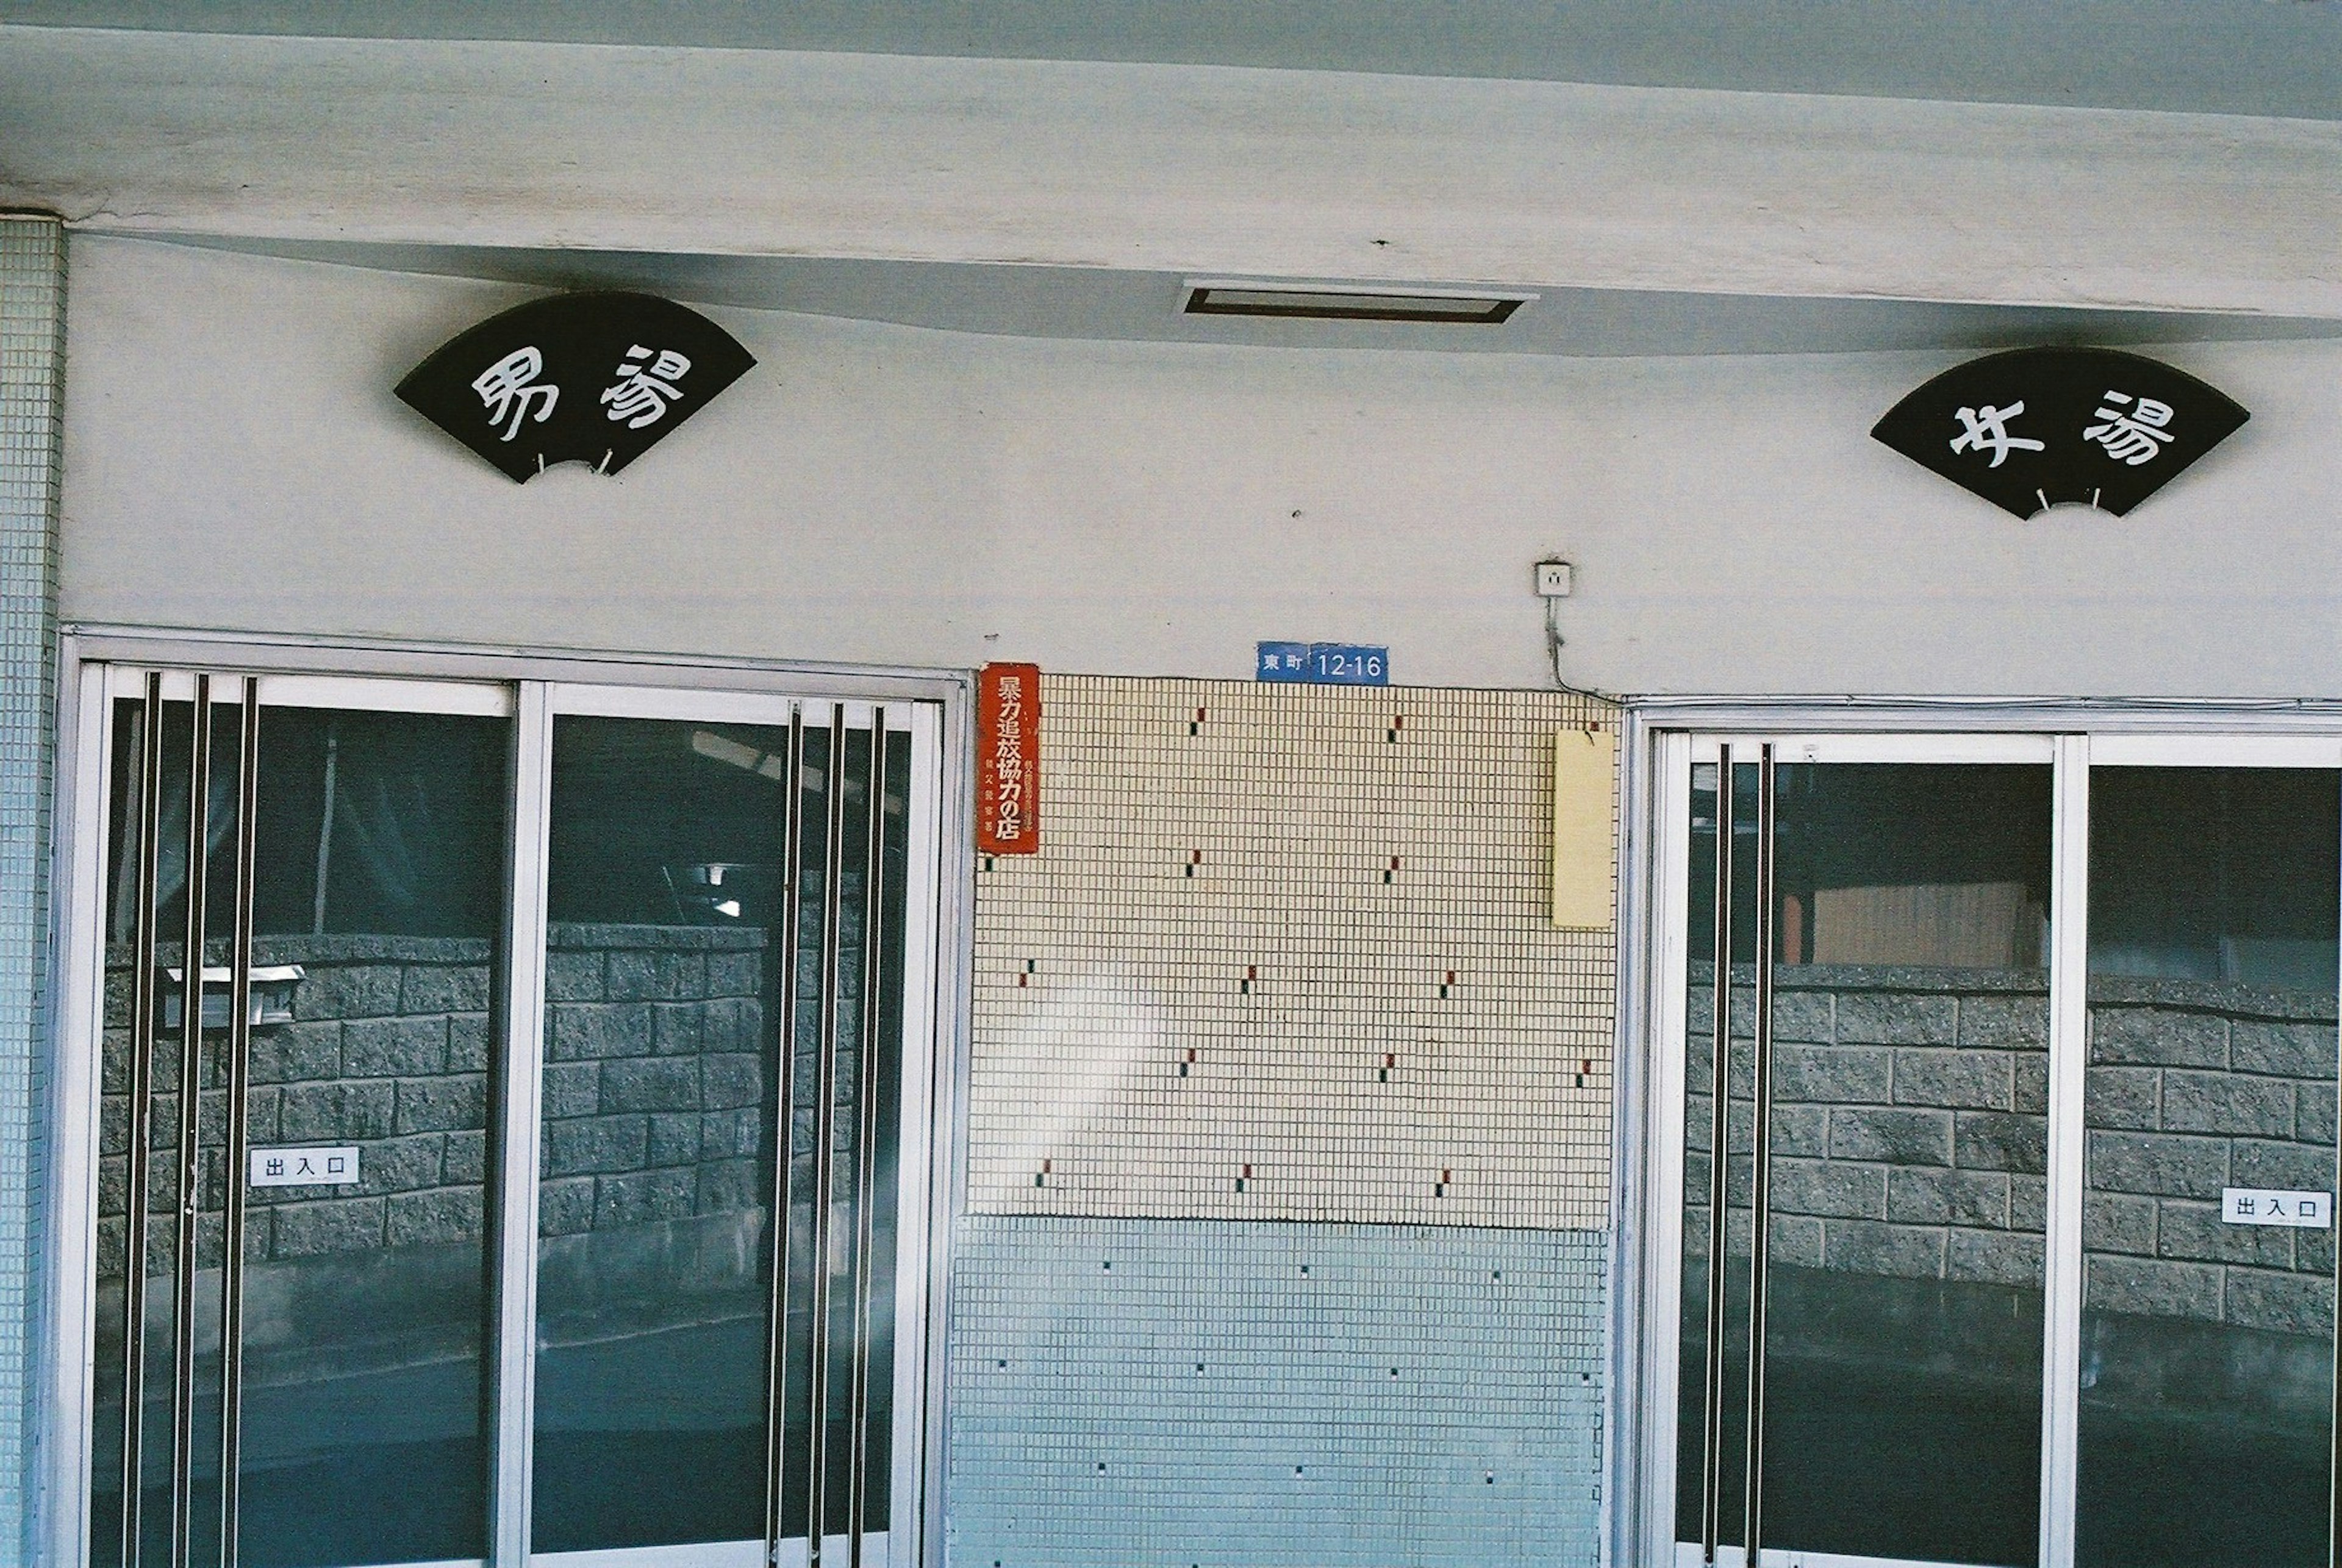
{"left": 1679, "top": 759, "right": 2051, "bottom": 1566}
{"left": 2078, "top": 768, "right": 2338, "bottom": 1568}
{"left": 91, "top": 695, "right": 505, "bottom": 1568}
{"left": 532, "top": 714, "right": 908, "bottom": 1554}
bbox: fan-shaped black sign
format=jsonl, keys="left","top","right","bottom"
{"left": 396, "top": 292, "right": 756, "bottom": 482}
{"left": 1872, "top": 347, "right": 2246, "bottom": 518}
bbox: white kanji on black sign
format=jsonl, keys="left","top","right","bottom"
{"left": 1947, "top": 401, "right": 2047, "bottom": 468}
{"left": 398, "top": 293, "right": 756, "bottom": 482}
{"left": 1873, "top": 346, "right": 2247, "bottom": 518}
{"left": 2082, "top": 390, "right": 2177, "bottom": 465}
{"left": 601, "top": 345, "right": 693, "bottom": 429}
{"left": 471, "top": 346, "right": 560, "bottom": 442}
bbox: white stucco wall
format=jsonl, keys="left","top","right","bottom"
{"left": 56, "top": 236, "right": 2342, "bottom": 697}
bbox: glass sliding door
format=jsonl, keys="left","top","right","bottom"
{"left": 86, "top": 671, "right": 510, "bottom": 1568}
{"left": 1761, "top": 757, "right": 2054, "bottom": 1566}
{"left": 63, "top": 659, "right": 948, "bottom": 1568}
{"left": 2075, "top": 757, "right": 2338, "bottom": 1567}
{"left": 526, "top": 695, "right": 922, "bottom": 1568}
{"left": 1672, "top": 739, "right": 2055, "bottom": 1568}
{"left": 1660, "top": 730, "right": 2342, "bottom": 1568}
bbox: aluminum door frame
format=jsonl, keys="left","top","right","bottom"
{"left": 1637, "top": 727, "right": 2075, "bottom": 1568}
{"left": 512, "top": 686, "right": 946, "bottom": 1568}
{"left": 1621, "top": 709, "right": 2342, "bottom": 1568}
{"left": 43, "top": 633, "right": 973, "bottom": 1568}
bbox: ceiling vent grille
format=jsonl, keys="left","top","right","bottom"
{"left": 1183, "top": 280, "right": 1533, "bottom": 324}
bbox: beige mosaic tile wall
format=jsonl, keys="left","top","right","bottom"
{"left": 968, "top": 676, "right": 1620, "bottom": 1230}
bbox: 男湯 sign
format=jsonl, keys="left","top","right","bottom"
{"left": 396, "top": 292, "right": 756, "bottom": 481}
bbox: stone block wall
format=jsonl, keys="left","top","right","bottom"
{"left": 99, "top": 933, "right": 495, "bottom": 1277}
{"left": 2080, "top": 974, "right": 2338, "bottom": 1337}
{"left": 1686, "top": 963, "right": 2337, "bottom": 1335}
{"left": 96, "top": 923, "right": 771, "bottom": 1278}
{"left": 1685, "top": 964, "right": 2050, "bottom": 1297}
{"left": 536, "top": 922, "right": 770, "bottom": 1248}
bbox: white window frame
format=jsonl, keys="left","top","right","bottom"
{"left": 1612, "top": 699, "right": 2342, "bottom": 1568}
{"left": 41, "top": 627, "right": 975, "bottom": 1568}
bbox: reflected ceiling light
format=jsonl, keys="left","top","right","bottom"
{"left": 691, "top": 728, "right": 791, "bottom": 780}
{"left": 1184, "top": 279, "right": 1533, "bottom": 324}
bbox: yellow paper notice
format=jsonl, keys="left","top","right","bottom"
{"left": 1552, "top": 728, "right": 1617, "bottom": 929}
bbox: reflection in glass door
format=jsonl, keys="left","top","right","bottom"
{"left": 526, "top": 697, "right": 919, "bottom": 1568}
{"left": 66, "top": 664, "right": 948, "bottom": 1568}
{"left": 2077, "top": 765, "right": 2338, "bottom": 1567}
{"left": 1674, "top": 739, "right": 2056, "bottom": 1568}
{"left": 1661, "top": 732, "right": 2342, "bottom": 1568}
{"left": 87, "top": 673, "right": 510, "bottom": 1568}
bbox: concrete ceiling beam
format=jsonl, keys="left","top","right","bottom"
{"left": 2, "top": 25, "right": 2335, "bottom": 318}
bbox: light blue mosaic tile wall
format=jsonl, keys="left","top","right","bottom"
{"left": 0, "top": 215, "right": 65, "bottom": 1566}
{"left": 946, "top": 1216, "right": 1607, "bottom": 1568}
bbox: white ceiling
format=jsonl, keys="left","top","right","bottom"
{"left": 5, "top": 0, "right": 2337, "bottom": 119}
{"left": 3, "top": 9, "right": 2333, "bottom": 353}
{"left": 163, "top": 235, "right": 2342, "bottom": 358}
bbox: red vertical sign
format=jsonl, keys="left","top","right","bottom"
{"left": 978, "top": 662, "right": 1041, "bottom": 854}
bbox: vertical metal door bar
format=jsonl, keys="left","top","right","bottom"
{"left": 847, "top": 711, "right": 887, "bottom": 1567}
{"left": 168, "top": 678, "right": 215, "bottom": 1568}
{"left": 490, "top": 682, "right": 554, "bottom": 1568}
{"left": 1699, "top": 746, "right": 1735, "bottom": 1564}
{"left": 215, "top": 684, "right": 259, "bottom": 1568}
{"left": 764, "top": 711, "right": 808, "bottom": 1563}
{"left": 901, "top": 703, "right": 957, "bottom": 1568}
{"left": 1634, "top": 728, "right": 1693, "bottom": 1568}
{"left": 1741, "top": 746, "right": 1777, "bottom": 1560}
{"left": 309, "top": 720, "right": 337, "bottom": 935}
{"left": 805, "top": 708, "right": 848, "bottom": 1561}
{"left": 121, "top": 673, "right": 164, "bottom": 1568}
{"left": 2038, "top": 737, "right": 2090, "bottom": 1568}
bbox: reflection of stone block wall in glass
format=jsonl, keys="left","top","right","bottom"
{"left": 99, "top": 935, "right": 496, "bottom": 1275}
{"left": 533, "top": 923, "right": 773, "bottom": 1341}
{"left": 1683, "top": 964, "right": 2336, "bottom": 1335}
{"left": 2083, "top": 976, "right": 2337, "bottom": 1339}
{"left": 96, "top": 924, "right": 771, "bottom": 1270}
{"left": 1685, "top": 964, "right": 2050, "bottom": 1289}
{"left": 537, "top": 923, "right": 768, "bottom": 1239}
{"left": 96, "top": 933, "right": 502, "bottom": 1382}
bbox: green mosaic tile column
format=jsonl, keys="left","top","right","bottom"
{"left": 0, "top": 213, "right": 65, "bottom": 1566}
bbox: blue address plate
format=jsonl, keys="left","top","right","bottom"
{"left": 1256, "top": 642, "right": 1389, "bottom": 686}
